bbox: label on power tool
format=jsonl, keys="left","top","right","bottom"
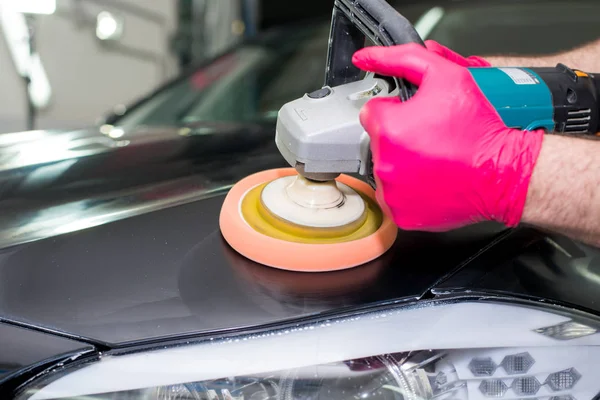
{"left": 498, "top": 67, "right": 540, "bottom": 85}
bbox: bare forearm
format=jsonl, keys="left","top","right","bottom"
{"left": 484, "top": 38, "right": 600, "bottom": 72}
{"left": 521, "top": 134, "right": 600, "bottom": 246}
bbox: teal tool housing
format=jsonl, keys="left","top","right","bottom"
{"left": 468, "top": 67, "right": 556, "bottom": 132}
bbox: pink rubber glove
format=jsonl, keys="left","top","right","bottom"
{"left": 352, "top": 43, "right": 544, "bottom": 232}
{"left": 424, "top": 40, "right": 491, "bottom": 67}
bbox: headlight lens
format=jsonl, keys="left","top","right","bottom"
{"left": 16, "top": 300, "right": 600, "bottom": 400}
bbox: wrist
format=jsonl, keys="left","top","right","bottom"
{"left": 482, "top": 55, "right": 555, "bottom": 68}
{"left": 486, "top": 128, "right": 545, "bottom": 227}
{"left": 520, "top": 133, "right": 600, "bottom": 246}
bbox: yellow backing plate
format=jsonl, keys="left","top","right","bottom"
{"left": 240, "top": 181, "right": 383, "bottom": 244}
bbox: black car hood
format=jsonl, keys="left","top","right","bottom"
{"left": 0, "top": 125, "right": 598, "bottom": 347}
{"left": 0, "top": 188, "right": 507, "bottom": 346}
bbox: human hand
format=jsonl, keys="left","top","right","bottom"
{"left": 352, "top": 43, "right": 544, "bottom": 231}
{"left": 425, "top": 40, "right": 491, "bottom": 67}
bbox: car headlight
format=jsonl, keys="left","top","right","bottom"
{"left": 14, "top": 299, "right": 600, "bottom": 400}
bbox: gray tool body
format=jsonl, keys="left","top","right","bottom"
{"left": 275, "top": 77, "right": 394, "bottom": 181}
{"left": 274, "top": 0, "right": 425, "bottom": 187}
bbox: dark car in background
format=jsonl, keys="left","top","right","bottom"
{"left": 2, "top": 1, "right": 600, "bottom": 399}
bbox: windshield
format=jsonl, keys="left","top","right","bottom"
{"left": 112, "top": 0, "right": 600, "bottom": 129}
{"left": 114, "top": 23, "right": 332, "bottom": 129}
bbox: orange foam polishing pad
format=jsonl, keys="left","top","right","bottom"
{"left": 219, "top": 168, "right": 398, "bottom": 272}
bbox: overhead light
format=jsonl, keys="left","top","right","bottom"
{"left": 0, "top": 7, "right": 31, "bottom": 77}
{"left": 95, "top": 11, "right": 123, "bottom": 41}
{"left": 0, "top": 6, "right": 52, "bottom": 109}
{"left": 0, "top": 0, "right": 56, "bottom": 15}
{"left": 27, "top": 53, "right": 52, "bottom": 109}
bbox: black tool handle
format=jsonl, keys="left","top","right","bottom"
{"left": 531, "top": 64, "right": 600, "bottom": 137}
{"left": 325, "top": 0, "right": 425, "bottom": 101}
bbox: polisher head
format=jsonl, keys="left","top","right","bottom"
{"left": 259, "top": 175, "right": 369, "bottom": 239}
{"left": 219, "top": 168, "right": 397, "bottom": 272}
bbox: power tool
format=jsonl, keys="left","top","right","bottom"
{"left": 275, "top": 0, "right": 600, "bottom": 188}
{"left": 219, "top": 0, "right": 600, "bottom": 273}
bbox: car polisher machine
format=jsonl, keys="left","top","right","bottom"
{"left": 220, "top": 0, "right": 600, "bottom": 273}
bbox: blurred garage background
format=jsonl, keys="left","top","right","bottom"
{"left": 3, "top": 0, "right": 600, "bottom": 135}
{"left": 0, "top": 0, "right": 333, "bottom": 133}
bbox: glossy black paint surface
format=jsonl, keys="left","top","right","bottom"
{"left": 0, "top": 122, "right": 282, "bottom": 249}
{"left": 434, "top": 227, "right": 600, "bottom": 314}
{"left": 0, "top": 322, "right": 93, "bottom": 381}
{"left": 3, "top": 156, "right": 599, "bottom": 347}
{"left": 4, "top": 161, "right": 600, "bottom": 348}
{"left": 0, "top": 182, "right": 509, "bottom": 346}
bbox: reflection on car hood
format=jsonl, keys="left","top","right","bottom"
{"left": 0, "top": 125, "right": 598, "bottom": 347}
{"left": 0, "top": 122, "right": 281, "bottom": 248}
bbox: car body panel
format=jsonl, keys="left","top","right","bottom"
{"left": 434, "top": 227, "right": 600, "bottom": 315}
{"left": 0, "top": 180, "right": 509, "bottom": 346}
{"left": 1, "top": 0, "right": 600, "bottom": 345}
{"left": 0, "top": 322, "right": 93, "bottom": 385}
{"left": 0, "top": 121, "right": 280, "bottom": 249}
{"left": 0, "top": 165, "right": 597, "bottom": 347}
{"left": 2, "top": 160, "right": 597, "bottom": 347}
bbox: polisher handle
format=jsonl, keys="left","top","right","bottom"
{"left": 325, "top": 0, "right": 425, "bottom": 101}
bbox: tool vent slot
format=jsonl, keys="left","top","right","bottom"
{"left": 565, "top": 108, "right": 591, "bottom": 133}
